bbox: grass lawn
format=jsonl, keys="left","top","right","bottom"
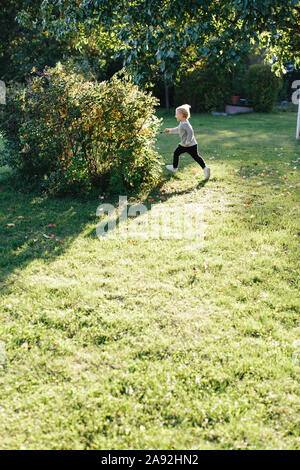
{"left": 0, "top": 109, "right": 299, "bottom": 449}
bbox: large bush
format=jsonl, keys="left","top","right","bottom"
{"left": 174, "top": 67, "right": 207, "bottom": 112}
{"left": 247, "top": 64, "right": 282, "bottom": 112}
{"left": 0, "top": 62, "right": 162, "bottom": 196}
{"left": 174, "top": 60, "right": 231, "bottom": 112}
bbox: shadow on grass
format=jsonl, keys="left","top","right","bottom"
{"left": 84, "top": 172, "right": 209, "bottom": 239}
{"left": 0, "top": 163, "right": 209, "bottom": 290}
{"left": 1, "top": 111, "right": 297, "bottom": 289}
{"left": 0, "top": 166, "right": 105, "bottom": 291}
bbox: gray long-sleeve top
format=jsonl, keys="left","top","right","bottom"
{"left": 168, "top": 119, "right": 197, "bottom": 147}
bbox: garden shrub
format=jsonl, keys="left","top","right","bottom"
{"left": 204, "top": 70, "right": 231, "bottom": 112}
{"left": 174, "top": 67, "right": 207, "bottom": 112}
{"left": 229, "top": 61, "right": 248, "bottom": 98}
{"left": 0, "top": 62, "right": 162, "bottom": 196}
{"left": 247, "top": 64, "right": 282, "bottom": 112}
{"left": 174, "top": 62, "right": 230, "bottom": 113}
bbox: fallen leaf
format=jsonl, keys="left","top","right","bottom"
{"left": 7, "top": 223, "right": 15, "bottom": 227}
{"left": 17, "top": 216, "right": 23, "bottom": 219}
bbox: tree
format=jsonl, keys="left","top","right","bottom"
{"left": 15, "top": 1, "right": 300, "bottom": 108}
{"left": 0, "top": 0, "right": 76, "bottom": 82}
{"left": 0, "top": 1, "right": 123, "bottom": 83}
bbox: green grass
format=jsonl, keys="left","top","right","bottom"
{"left": 0, "top": 110, "right": 299, "bottom": 449}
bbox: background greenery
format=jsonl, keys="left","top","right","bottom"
{"left": 1, "top": 1, "right": 299, "bottom": 112}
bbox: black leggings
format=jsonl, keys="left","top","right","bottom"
{"left": 173, "top": 144, "right": 206, "bottom": 169}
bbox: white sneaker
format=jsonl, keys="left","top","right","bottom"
{"left": 204, "top": 167, "right": 210, "bottom": 180}
{"left": 166, "top": 165, "right": 178, "bottom": 173}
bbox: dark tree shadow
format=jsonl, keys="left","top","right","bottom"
{"left": 0, "top": 161, "right": 210, "bottom": 293}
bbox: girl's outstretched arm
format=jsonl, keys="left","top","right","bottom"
{"left": 164, "top": 126, "right": 179, "bottom": 133}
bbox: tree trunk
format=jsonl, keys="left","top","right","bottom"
{"left": 164, "top": 73, "right": 170, "bottom": 114}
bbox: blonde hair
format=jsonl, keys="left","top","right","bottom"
{"left": 176, "top": 104, "right": 191, "bottom": 119}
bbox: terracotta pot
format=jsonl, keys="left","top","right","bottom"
{"left": 231, "top": 95, "right": 240, "bottom": 105}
